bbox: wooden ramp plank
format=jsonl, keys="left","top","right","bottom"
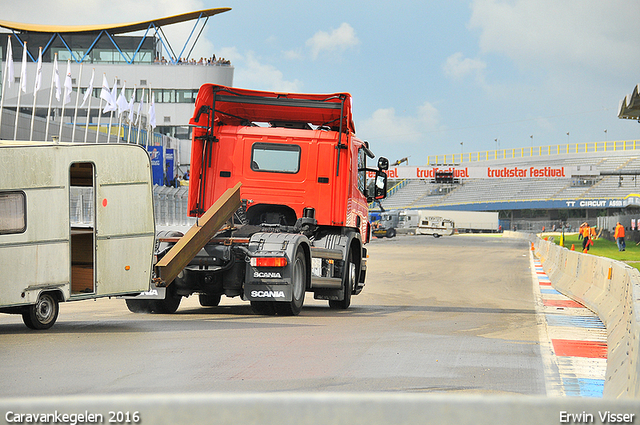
{"left": 154, "top": 182, "right": 242, "bottom": 287}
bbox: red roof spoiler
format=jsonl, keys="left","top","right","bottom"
{"left": 190, "top": 84, "right": 355, "bottom": 133}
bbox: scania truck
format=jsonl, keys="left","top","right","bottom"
{"left": 126, "top": 84, "right": 388, "bottom": 315}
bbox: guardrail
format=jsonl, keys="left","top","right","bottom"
{"left": 429, "top": 140, "right": 640, "bottom": 165}
{"left": 531, "top": 235, "right": 640, "bottom": 398}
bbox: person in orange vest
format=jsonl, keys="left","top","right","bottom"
{"left": 614, "top": 222, "right": 626, "bottom": 251}
{"left": 582, "top": 223, "right": 591, "bottom": 252}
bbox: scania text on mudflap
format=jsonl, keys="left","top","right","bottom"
{"left": 125, "top": 84, "right": 388, "bottom": 316}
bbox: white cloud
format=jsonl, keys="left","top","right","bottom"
{"left": 283, "top": 49, "right": 304, "bottom": 60}
{"left": 306, "top": 22, "right": 359, "bottom": 59}
{"left": 469, "top": 0, "right": 640, "bottom": 75}
{"left": 443, "top": 52, "right": 486, "bottom": 80}
{"left": 358, "top": 101, "right": 441, "bottom": 145}
{"left": 220, "top": 48, "right": 302, "bottom": 93}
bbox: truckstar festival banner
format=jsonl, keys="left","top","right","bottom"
{"left": 369, "top": 165, "right": 579, "bottom": 179}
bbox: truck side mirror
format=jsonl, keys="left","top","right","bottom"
{"left": 378, "top": 157, "right": 389, "bottom": 171}
{"left": 374, "top": 170, "right": 387, "bottom": 200}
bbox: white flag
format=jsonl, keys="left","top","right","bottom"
{"left": 101, "top": 75, "right": 117, "bottom": 113}
{"left": 149, "top": 92, "right": 156, "bottom": 129}
{"left": 19, "top": 42, "right": 27, "bottom": 93}
{"left": 136, "top": 90, "right": 144, "bottom": 125}
{"left": 127, "top": 85, "right": 136, "bottom": 118}
{"left": 6, "top": 38, "right": 13, "bottom": 88}
{"left": 80, "top": 68, "right": 94, "bottom": 108}
{"left": 116, "top": 81, "right": 128, "bottom": 117}
{"left": 53, "top": 55, "right": 61, "bottom": 101}
{"left": 33, "top": 47, "right": 43, "bottom": 92}
{"left": 63, "top": 60, "right": 72, "bottom": 105}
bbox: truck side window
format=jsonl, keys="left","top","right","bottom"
{"left": 251, "top": 143, "right": 301, "bottom": 173}
{"left": 357, "top": 147, "right": 366, "bottom": 194}
{"left": 0, "top": 191, "right": 26, "bottom": 234}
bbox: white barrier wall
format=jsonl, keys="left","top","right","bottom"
{"left": 533, "top": 236, "right": 640, "bottom": 398}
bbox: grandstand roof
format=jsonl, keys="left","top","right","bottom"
{"left": 618, "top": 84, "right": 640, "bottom": 120}
{"left": 0, "top": 8, "right": 231, "bottom": 35}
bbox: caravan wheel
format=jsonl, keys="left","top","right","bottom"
{"left": 22, "top": 292, "right": 59, "bottom": 330}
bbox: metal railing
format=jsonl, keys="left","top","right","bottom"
{"left": 430, "top": 140, "right": 640, "bottom": 165}
{"left": 153, "top": 185, "right": 196, "bottom": 227}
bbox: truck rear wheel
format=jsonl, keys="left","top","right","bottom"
{"left": 274, "top": 248, "right": 306, "bottom": 316}
{"left": 125, "top": 299, "right": 153, "bottom": 313}
{"left": 22, "top": 292, "right": 59, "bottom": 330}
{"left": 329, "top": 250, "right": 355, "bottom": 310}
{"left": 150, "top": 286, "right": 181, "bottom": 314}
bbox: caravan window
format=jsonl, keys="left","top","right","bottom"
{"left": 0, "top": 191, "right": 26, "bottom": 234}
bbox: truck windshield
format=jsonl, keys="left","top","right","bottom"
{"left": 251, "top": 143, "right": 301, "bottom": 173}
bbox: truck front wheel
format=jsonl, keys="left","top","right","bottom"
{"left": 22, "top": 292, "right": 59, "bottom": 330}
{"left": 274, "top": 248, "right": 306, "bottom": 316}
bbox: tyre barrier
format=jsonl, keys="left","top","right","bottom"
{"left": 531, "top": 235, "right": 640, "bottom": 398}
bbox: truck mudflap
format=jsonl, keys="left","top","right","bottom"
{"left": 243, "top": 232, "right": 310, "bottom": 302}
{"left": 245, "top": 284, "right": 293, "bottom": 302}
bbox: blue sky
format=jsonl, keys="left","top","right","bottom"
{"left": 3, "top": 0, "right": 640, "bottom": 165}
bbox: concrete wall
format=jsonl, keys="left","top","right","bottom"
{"left": 533, "top": 236, "right": 640, "bottom": 398}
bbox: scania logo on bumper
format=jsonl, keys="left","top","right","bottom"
{"left": 251, "top": 290, "right": 285, "bottom": 298}
{"left": 254, "top": 271, "right": 282, "bottom": 278}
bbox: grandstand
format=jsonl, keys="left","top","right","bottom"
{"left": 377, "top": 141, "right": 640, "bottom": 232}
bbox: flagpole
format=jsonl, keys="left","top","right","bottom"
{"left": 14, "top": 41, "right": 27, "bottom": 140}
{"left": 96, "top": 72, "right": 107, "bottom": 143}
{"left": 95, "top": 98, "right": 103, "bottom": 143}
{"left": 117, "top": 112, "right": 122, "bottom": 143}
{"left": 136, "top": 87, "right": 145, "bottom": 145}
{"left": 107, "top": 77, "right": 116, "bottom": 143}
{"left": 59, "top": 59, "right": 72, "bottom": 142}
{"left": 83, "top": 68, "right": 95, "bottom": 143}
{"left": 29, "top": 47, "right": 43, "bottom": 141}
{"left": 45, "top": 53, "right": 58, "bottom": 142}
{"left": 146, "top": 89, "right": 152, "bottom": 150}
{"left": 0, "top": 36, "right": 11, "bottom": 140}
{"left": 0, "top": 51, "right": 5, "bottom": 140}
{"left": 71, "top": 62, "right": 83, "bottom": 143}
{"left": 84, "top": 90, "right": 92, "bottom": 143}
{"left": 115, "top": 80, "right": 126, "bottom": 143}
{"left": 127, "top": 84, "right": 135, "bottom": 143}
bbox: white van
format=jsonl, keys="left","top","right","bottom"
{"left": 0, "top": 142, "right": 155, "bottom": 329}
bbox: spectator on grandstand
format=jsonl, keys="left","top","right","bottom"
{"left": 615, "top": 222, "right": 626, "bottom": 251}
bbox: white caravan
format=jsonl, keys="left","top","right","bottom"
{"left": 415, "top": 214, "right": 455, "bottom": 238}
{"left": 0, "top": 142, "right": 155, "bottom": 329}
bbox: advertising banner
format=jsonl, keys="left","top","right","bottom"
{"left": 369, "top": 165, "right": 579, "bottom": 179}
{"left": 147, "top": 146, "right": 164, "bottom": 186}
{"left": 165, "top": 148, "right": 175, "bottom": 184}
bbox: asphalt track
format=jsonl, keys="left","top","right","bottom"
{"left": 0, "top": 234, "right": 583, "bottom": 397}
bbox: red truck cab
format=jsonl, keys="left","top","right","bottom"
{"left": 129, "top": 85, "right": 388, "bottom": 316}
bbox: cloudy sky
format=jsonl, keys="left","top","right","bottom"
{"left": 2, "top": 0, "right": 640, "bottom": 165}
